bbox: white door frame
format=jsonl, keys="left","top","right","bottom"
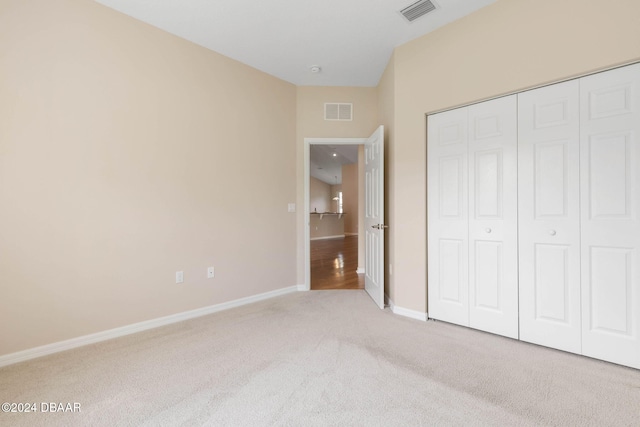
{"left": 303, "top": 137, "right": 367, "bottom": 291}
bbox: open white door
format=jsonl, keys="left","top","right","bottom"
{"left": 364, "top": 125, "right": 385, "bottom": 308}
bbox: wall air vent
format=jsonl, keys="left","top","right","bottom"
{"left": 324, "top": 103, "right": 353, "bottom": 121}
{"left": 400, "top": 0, "right": 437, "bottom": 23}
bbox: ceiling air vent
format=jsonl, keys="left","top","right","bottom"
{"left": 325, "top": 103, "right": 353, "bottom": 121}
{"left": 400, "top": 0, "right": 437, "bottom": 23}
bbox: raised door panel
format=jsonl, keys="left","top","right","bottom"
{"left": 588, "top": 132, "right": 632, "bottom": 219}
{"left": 534, "top": 244, "right": 571, "bottom": 322}
{"left": 535, "top": 141, "right": 569, "bottom": 218}
{"left": 588, "top": 247, "right": 633, "bottom": 335}
{"left": 517, "top": 80, "right": 581, "bottom": 353}
{"left": 468, "top": 95, "right": 519, "bottom": 339}
{"left": 438, "top": 239, "right": 464, "bottom": 304}
{"left": 473, "top": 240, "right": 502, "bottom": 311}
{"left": 474, "top": 149, "right": 503, "bottom": 219}
{"left": 427, "top": 108, "right": 469, "bottom": 326}
{"left": 439, "top": 155, "right": 464, "bottom": 218}
{"left": 580, "top": 63, "right": 640, "bottom": 369}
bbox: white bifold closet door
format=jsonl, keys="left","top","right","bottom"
{"left": 467, "top": 97, "right": 519, "bottom": 338}
{"left": 429, "top": 62, "right": 640, "bottom": 368}
{"left": 580, "top": 63, "right": 640, "bottom": 369}
{"left": 427, "top": 107, "right": 469, "bottom": 327}
{"left": 518, "top": 80, "right": 582, "bottom": 353}
{"left": 427, "top": 96, "right": 519, "bottom": 339}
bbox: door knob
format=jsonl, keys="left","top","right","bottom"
{"left": 549, "top": 230, "right": 557, "bottom": 236}
{"left": 485, "top": 228, "right": 492, "bottom": 233}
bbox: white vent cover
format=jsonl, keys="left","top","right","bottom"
{"left": 400, "top": 0, "right": 437, "bottom": 22}
{"left": 324, "top": 103, "right": 353, "bottom": 121}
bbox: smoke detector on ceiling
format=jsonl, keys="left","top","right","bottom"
{"left": 309, "top": 65, "right": 322, "bottom": 73}
{"left": 399, "top": 0, "right": 437, "bottom": 23}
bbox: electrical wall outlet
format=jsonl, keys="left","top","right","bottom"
{"left": 207, "top": 267, "right": 215, "bottom": 279}
{"left": 176, "top": 271, "right": 184, "bottom": 284}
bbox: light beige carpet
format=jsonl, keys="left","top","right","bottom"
{"left": 1, "top": 290, "right": 639, "bottom": 426}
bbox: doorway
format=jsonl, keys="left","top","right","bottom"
{"left": 309, "top": 143, "right": 363, "bottom": 290}
{"left": 303, "top": 126, "right": 386, "bottom": 308}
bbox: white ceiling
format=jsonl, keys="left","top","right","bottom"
{"left": 94, "top": 0, "right": 496, "bottom": 87}
{"left": 310, "top": 145, "right": 358, "bottom": 185}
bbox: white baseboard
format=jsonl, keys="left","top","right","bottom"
{"left": 386, "top": 294, "right": 394, "bottom": 312}
{"left": 344, "top": 232, "right": 358, "bottom": 236}
{"left": 386, "top": 295, "right": 427, "bottom": 322}
{"left": 356, "top": 267, "right": 365, "bottom": 274}
{"left": 297, "top": 284, "right": 309, "bottom": 291}
{"left": 310, "top": 235, "right": 345, "bottom": 241}
{"left": 0, "top": 285, "right": 299, "bottom": 368}
{"left": 393, "top": 306, "right": 428, "bottom": 322}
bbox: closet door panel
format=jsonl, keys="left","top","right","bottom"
{"left": 518, "top": 80, "right": 581, "bottom": 353}
{"left": 580, "top": 63, "right": 640, "bottom": 369}
{"left": 427, "top": 108, "right": 469, "bottom": 326}
{"left": 468, "top": 95, "right": 519, "bottom": 339}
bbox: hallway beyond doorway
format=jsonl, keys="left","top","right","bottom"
{"left": 310, "top": 236, "right": 364, "bottom": 290}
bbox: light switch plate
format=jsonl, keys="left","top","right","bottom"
{"left": 288, "top": 203, "right": 296, "bottom": 213}
{"left": 207, "top": 267, "right": 215, "bottom": 279}
{"left": 176, "top": 271, "right": 184, "bottom": 284}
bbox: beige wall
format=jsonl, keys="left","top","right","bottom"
{"left": 386, "top": 0, "right": 640, "bottom": 312}
{"left": 309, "top": 177, "right": 344, "bottom": 238}
{"left": 0, "top": 0, "right": 297, "bottom": 356}
{"left": 341, "top": 164, "right": 358, "bottom": 234}
{"left": 296, "top": 86, "right": 379, "bottom": 285}
{"left": 310, "top": 216, "right": 344, "bottom": 240}
{"left": 310, "top": 177, "right": 331, "bottom": 213}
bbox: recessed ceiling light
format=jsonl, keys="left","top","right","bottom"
{"left": 332, "top": 153, "right": 337, "bottom": 157}
{"left": 309, "top": 65, "right": 321, "bottom": 73}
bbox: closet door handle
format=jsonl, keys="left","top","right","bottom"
{"left": 485, "top": 228, "right": 492, "bottom": 233}
{"left": 548, "top": 229, "right": 557, "bottom": 236}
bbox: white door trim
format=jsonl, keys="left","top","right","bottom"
{"left": 303, "top": 137, "right": 367, "bottom": 291}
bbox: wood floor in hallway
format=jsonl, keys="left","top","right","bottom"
{"left": 311, "top": 235, "right": 364, "bottom": 290}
